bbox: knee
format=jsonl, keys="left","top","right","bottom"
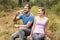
{"left": 18, "top": 29, "right": 25, "bottom": 35}
{"left": 32, "top": 34, "right": 38, "bottom": 40}
{"left": 19, "top": 28, "right": 24, "bottom": 33}
{"left": 10, "top": 34, "right": 15, "bottom": 39}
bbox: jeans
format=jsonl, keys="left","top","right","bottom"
{"left": 32, "top": 33, "right": 45, "bottom": 40}
{"left": 10, "top": 28, "right": 31, "bottom": 40}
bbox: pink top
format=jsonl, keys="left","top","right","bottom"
{"left": 33, "top": 16, "right": 48, "bottom": 34}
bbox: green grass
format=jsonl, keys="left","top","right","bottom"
{"left": 0, "top": 11, "right": 7, "bottom": 17}
{"left": 0, "top": 6, "right": 60, "bottom": 40}
{"left": 31, "top": 6, "right": 39, "bottom": 16}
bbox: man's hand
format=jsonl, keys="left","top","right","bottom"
{"left": 13, "top": 11, "right": 20, "bottom": 22}
{"left": 16, "top": 10, "right": 23, "bottom": 15}
{"left": 14, "top": 24, "right": 19, "bottom": 28}
{"left": 16, "top": 11, "right": 20, "bottom": 16}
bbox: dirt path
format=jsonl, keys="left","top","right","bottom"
{"left": 0, "top": 10, "right": 20, "bottom": 40}
{"left": 0, "top": 10, "right": 17, "bottom": 27}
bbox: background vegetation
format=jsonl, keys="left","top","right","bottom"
{"left": 0, "top": 0, "right": 60, "bottom": 40}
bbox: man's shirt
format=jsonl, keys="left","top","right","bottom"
{"left": 17, "top": 13, "right": 34, "bottom": 29}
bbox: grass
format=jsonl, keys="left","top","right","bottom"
{"left": 0, "top": 11, "right": 7, "bottom": 17}
{"left": 0, "top": 6, "right": 60, "bottom": 40}
{"left": 31, "top": 6, "right": 39, "bottom": 16}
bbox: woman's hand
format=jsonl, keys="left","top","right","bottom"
{"left": 28, "top": 35, "right": 32, "bottom": 39}
{"left": 46, "top": 30, "right": 53, "bottom": 38}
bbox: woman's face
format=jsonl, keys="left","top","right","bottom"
{"left": 38, "top": 9, "right": 44, "bottom": 16}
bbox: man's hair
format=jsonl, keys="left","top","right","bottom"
{"left": 39, "top": 7, "right": 45, "bottom": 15}
{"left": 24, "top": 4, "right": 31, "bottom": 9}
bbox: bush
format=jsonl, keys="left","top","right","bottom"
{"left": 0, "top": 0, "right": 3, "bottom": 4}
{"left": 51, "top": 2, "right": 60, "bottom": 15}
{"left": 0, "top": 0, "right": 18, "bottom": 10}
{"left": 0, "top": 10, "right": 7, "bottom": 17}
{"left": 29, "top": 0, "right": 60, "bottom": 8}
{"left": 33, "top": 0, "right": 46, "bottom": 6}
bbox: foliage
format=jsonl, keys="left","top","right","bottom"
{"left": 0, "top": 0, "right": 18, "bottom": 10}
{"left": 0, "top": 10, "right": 7, "bottom": 17}
{"left": 0, "top": 0, "right": 60, "bottom": 40}
{"left": 51, "top": 2, "right": 60, "bottom": 15}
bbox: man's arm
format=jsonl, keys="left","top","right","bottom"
{"left": 14, "top": 16, "right": 34, "bottom": 28}
{"left": 13, "top": 11, "right": 22, "bottom": 22}
{"left": 14, "top": 21, "right": 33, "bottom": 28}
{"left": 13, "top": 14, "right": 20, "bottom": 22}
{"left": 18, "top": 16, "right": 34, "bottom": 28}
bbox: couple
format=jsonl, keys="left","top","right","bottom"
{"left": 10, "top": 4, "right": 50, "bottom": 40}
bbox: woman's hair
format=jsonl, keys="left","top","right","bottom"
{"left": 39, "top": 7, "right": 45, "bottom": 15}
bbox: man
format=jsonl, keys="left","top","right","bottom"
{"left": 10, "top": 4, "right": 34, "bottom": 40}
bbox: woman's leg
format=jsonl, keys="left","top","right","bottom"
{"left": 38, "top": 33, "right": 45, "bottom": 40}
{"left": 32, "top": 33, "right": 39, "bottom": 40}
{"left": 32, "top": 33, "right": 45, "bottom": 40}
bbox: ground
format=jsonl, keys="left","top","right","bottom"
{"left": 0, "top": 6, "right": 60, "bottom": 40}
{"left": 0, "top": 10, "right": 19, "bottom": 40}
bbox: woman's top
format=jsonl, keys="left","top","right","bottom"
{"left": 33, "top": 16, "right": 48, "bottom": 34}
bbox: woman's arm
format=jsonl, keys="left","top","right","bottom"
{"left": 30, "top": 18, "right": 36, "bottom": 36}
{"left": 44, "top": 20, "right": 52, "bottom": 38}
{"left": 44, "top": 20, "right": 49, "bottom": 36}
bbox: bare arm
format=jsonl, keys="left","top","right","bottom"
{"left": 44, "top": 20, "right": 49, "bottom": 35}
{"left": 13, "top": 10, "right": 21, "bottom": 22}
{"left": 30, "top": 18, "right": 36, "bottom": 36}
{"left": 14, "top": 21, "right": 33, "bottom": 29}
{"left": 44, "top": 20, "right": 52, "bottom": 38}
{"left": 13, "top": 14, "right": 20, "bottom": 22}
{"left": 14, "top": 15, "right": 34, "bottom": 28}
{"left": 14, "top": 21, "right": 33, "bottom": 28}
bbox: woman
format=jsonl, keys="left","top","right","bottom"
{"left": 29, "top": 7, "right": 52, "bottom": 40}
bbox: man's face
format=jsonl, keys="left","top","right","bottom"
{"left": 24, "top": 6, "right": 29, "bottom": 13}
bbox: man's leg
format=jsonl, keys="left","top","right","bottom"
{"left": 19, "top": 28, "right": 31, "bottom": 40}
{"left": 10, "top": 31, "right": 19, "bottom": 40}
